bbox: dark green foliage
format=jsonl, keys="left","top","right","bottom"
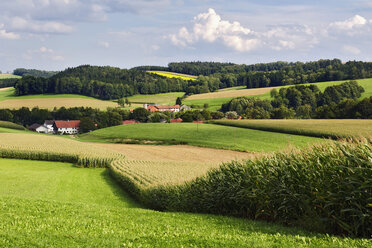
{"left": 14, "top": 65, "right": 191, "bottom": 100}
{"left": 110, "top": 141, "right": 372, "bottom": 237}
{"left": 0, "top": 78, "right": 18, "bottom": 88}
{"left": 0, "top": 109, "right": 13, "bottom": 122}
{"left": 79, "top": 117, "right": 96, "bottom": 133}
{"left": 13, "top": 68, "right": 59, "bottom": 78}
{"left": 132, "top": 108, "right": 150, "bottom": 122}
{"left": 221, "top": 97, "right": 273, "bottom": 116}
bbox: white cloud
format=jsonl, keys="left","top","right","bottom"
{"left": 0, "top": 29, "right": 20, "bottom": 39}
{"left": 329, "top": 15, "right": 367, "bottom": 30}
{"left": 170, "top": 9, "right": 317, "bottom": 52}
{"left": 170, "top": 8, "right": 259, "bottom": 52}
{"left": 24, "top": 46, "right": 64, "bottom": 61}
{"left": 10, "top": 17, "right": 73, "bottom": 34}
{"left": 99, "top": 41, "right": 110, "bottom": 48}
{"left": 343, "top": 45, "right": 361, "bottom": 55}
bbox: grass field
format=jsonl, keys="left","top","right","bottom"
{"left": 1, "top": 159, "right": 367, "bottom": 247}
{"left": 147, "top": 71, "right": 197, "bottom": 80}
{"left": 126, "top": 92, "right": 184, "bottom": 105}
{"left": 184, "top": 78, "right": 372, "bottom": 110}
{"left": 0, "top": 87, "right": 118, "bottom": 110}
{"left": 0, "top": 74, "right": 21, "bottom": 79}
{"left": 211, "top": 119, "right": 372, "bottom": 139}
{"left": 79, "top": 123, "right": 322, "bottom": 152}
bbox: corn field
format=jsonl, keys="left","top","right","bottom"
{"left": 0, "top": 133, "right": 124, "bottom": 167}
{"left": 109, "top": 139, "right": 372, "bottom": 237}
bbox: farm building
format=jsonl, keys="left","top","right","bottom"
{"left": 170, "top": 118, "right": 183, "bottom": 123}
{"left": 144, "top": 103, "right": 181, "bottom": 112}
{"left": 122, "top": 120, "right": 140, "bottom": 125}
{"left": 29, "top": 123, "right": 48, "bottom": 133}
{"left": 180, "top": 104, "right": 192, "bottom": 111}
{"left": 43, "top": 120, "right": 55, "bottom": 134}
{"left": 54, "top": 120, "right": 80, "bottom": 134}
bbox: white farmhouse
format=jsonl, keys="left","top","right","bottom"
{"left": 43, "top": 120, "right": 55, "bottom": 134}
{"left": 54, "top": 120, "right": 80, "bottom": 135}
{"left": 29, "top": 123, "right": 48, "bottom": 133}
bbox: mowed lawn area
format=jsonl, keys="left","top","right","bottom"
{"left": 212, "top": 119, "right": 372, "bottom": 139}
{"left": 0, "top": 87, "right": 118, "bottom": 110}
{"left": 0, "top": 158, "right": 368, "bottom": 247}
{"left": 183, "top": 78, "right": 372, "bottom": 110}
{"left": 79, "top": 123, "right": 322, "bottom": 152}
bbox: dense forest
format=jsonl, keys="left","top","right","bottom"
{"left": 136, "top": 59, "right": 372, "bottom": 94}
{"left": 14, "top": 65, "right": 193, "bottom": 100}
{"left": 221, "top": 81, "right": 372, "bottom": 119}
{"left": 13, "top": 68, "right": 59, "bottom": 78}
{"left": 13, "top": 59, "right": 372, "bottom": 99}
{"left": 0, "top": 78, "right": 18, "bottom": 88}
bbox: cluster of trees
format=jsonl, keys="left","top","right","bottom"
{"left": 221, "top": 81, "right": 370, "bottom": 119}
{"left": 14, "top": 65, "right": 193, "bottom": 100}
{"left": 13, "top": 68, "right": 59, "bottom": 78}
{"left": 0, "top": 78, "right": 18, "bottom": 88}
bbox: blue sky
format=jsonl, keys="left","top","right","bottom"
{"left": 0, "top": 0, "right": 371, "bottom": 72}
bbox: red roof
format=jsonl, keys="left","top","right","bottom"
{"left": 156, "top": 105, "right": 180, "bottom": 109}
{"left": 55, "top": 120, "right": 80, "bottom": 128}
{"left": 147, "top": 105, "right": 159, "bottom": 112}
{"left": 170, "top": 118, "right": 183, "bottom": 123}
{"left": 122, "top": 120, "right": 140, "bottom": 125}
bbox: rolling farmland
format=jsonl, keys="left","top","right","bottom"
{"left": 183, "top": 78, "right": 372, "bottom": 110}
{"left": 126, "top": 92, "right": 184, "bottom": 105}
{"left": 211, "top": 119, "right": 372, "bottom": 139}
{"left": 80, "top": 123, "right": 322, "bottom": 152}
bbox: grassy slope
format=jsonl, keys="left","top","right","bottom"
{"left": 0, "top": 74, "right": 21, "bottom": 79}
{"left": 126, "top": 92, "right": 184, "bottom": 105}
{"left": 211, "top": 119, "right": 372, "bottom": 139}
{"left": 0, "top": 158, "right": 367, "bottom": 247}
{"left": 79, "top": 123, "right": 322, "bottom": 152}
{"left": 184, "top": 78, "right": 372, "bottom": 110}
{"left": 0, "top": 87, "right": 118, "bottom": 110}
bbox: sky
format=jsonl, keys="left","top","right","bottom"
{"left": 0, "top": 0, "right": 371, "bottom": 72}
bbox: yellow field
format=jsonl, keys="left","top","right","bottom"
{"left": 147, "top": 71, "right": 197, "bottom": 80}
{"left": 187, "top": 86, "right": 278, "bottom": 100}
{"left": 0, "top": 98, "right": 118, "bottom": 110}
{"left": 89, "top": 143, "right": 255, "bottom": 163}
{"left": 0, "top": 74, "right": 21, "bottom": 79}
{"left": 0, "top": 133, "right": 123, "bottom": 160}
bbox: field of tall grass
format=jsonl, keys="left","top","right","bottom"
{"left": 109, "top": 139, "right": 372, "bottom": 237}
{"left": 0, "top": 74, "right": 21, "bottom": 79}
{"left": 211, "top": 119, "right": 372, "bottom": 139}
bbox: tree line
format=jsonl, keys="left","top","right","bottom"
{"left": 0, "top": 78, "right": 18, "bottom": 88}
{"left": 221, "top": 81, "right": 372, "bottom": 119}
{"left": 13, "top": 68, "right": 59, "bottom": 78}
{"left": 14, "top": 65, "right": 193, "bottom": 100}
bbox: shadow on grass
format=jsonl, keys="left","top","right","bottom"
{"left": 100, "top": 169, "right": 143, "bottom": 209}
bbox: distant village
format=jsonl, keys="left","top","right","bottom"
{"left": 29, "top": 104, "right": 192, "bottom": 134}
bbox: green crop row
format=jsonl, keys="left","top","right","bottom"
{"left": 0, "top": 121, "right": 26, "bottom": 130}
{"left": 109, "top": 140, "right": 372, "bottom": 237}
{"left": 0, "top": 148, "right": 117, "bottom": 168}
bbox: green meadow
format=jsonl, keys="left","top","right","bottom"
{"left": 79, "top": 123, "right": 322, "bottom": 152}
